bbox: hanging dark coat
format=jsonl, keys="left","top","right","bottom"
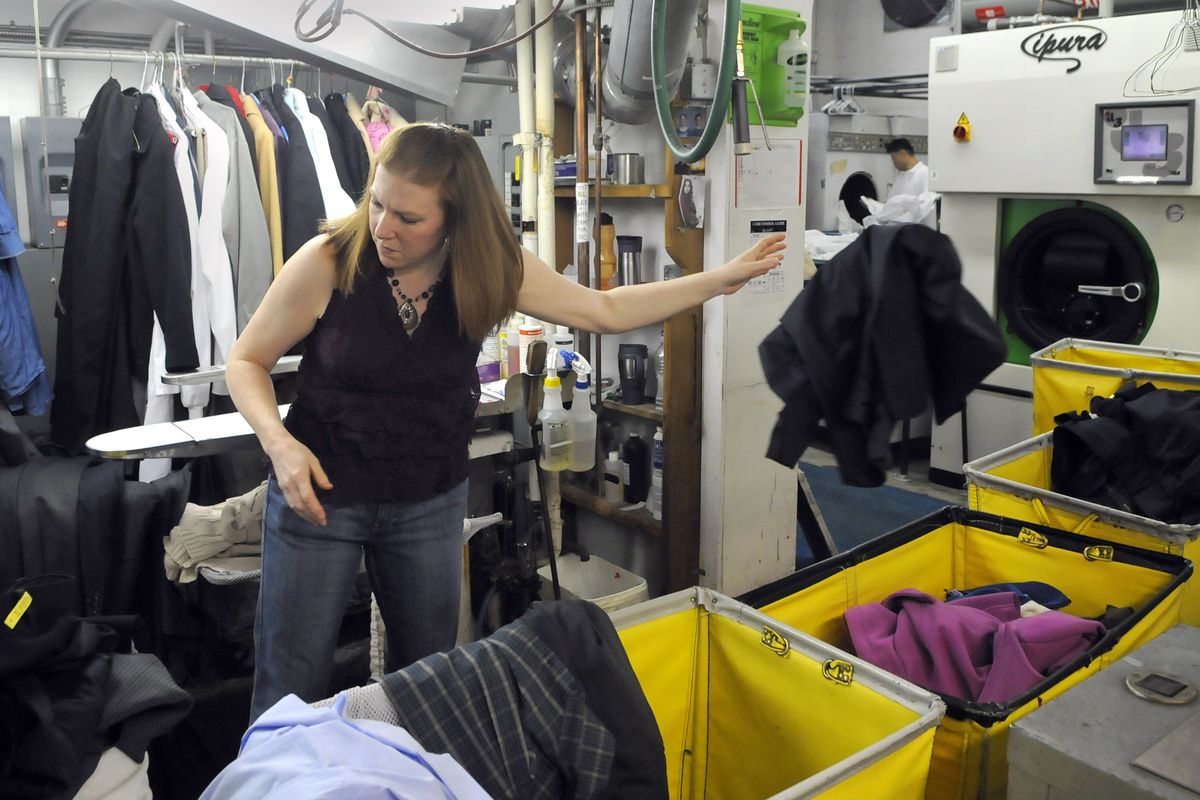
{"left": 51, "top": 79, "right": 197, "bottom": 455}
{"left": 760, "top": 224, "right": 1005, "bottom": 486}
{"left": 265, "top": 84, "right": 325, "bottom": 261}
{"left": 323, "top": 92, "right": 371, "bottom": 201}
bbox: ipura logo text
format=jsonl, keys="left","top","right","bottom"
{"left": 1020, "top": 25, "right": 1107, "bottom": 74}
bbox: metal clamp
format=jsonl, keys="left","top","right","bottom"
{"left": 1077, "top": 282, "right": 1146, "bottom": 303}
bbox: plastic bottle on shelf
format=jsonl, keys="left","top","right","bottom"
{"left": 505, "top": 316, "right": 522, "bottom": 377}
{"left": 538, "top": 373, "right": 572, "bottom": 471}
{"left": 551, "top": 325, "right": 574, "bottom": 354}
{"left": 777, "top": 28, "right": 809, "bottom": 108}
{"left": 621, "top": 432, "right": 649, "bottom": 503}
{"left": 649, "top": 427, "right": 664, "bottom": 520}
{"left": 599, "top": 212, "right": 618, "bottom": 291}
{"left": 497, "top": 326, "right": 510, "bottom": 379}
{"left": 568, "top": 375, "right": 597, "bottom": 472}
{"left": 653, "top": 330, "right": 666, "bottom": 410}
{"left": 604, "top": 450, "right": 623, "bottom": 501}
{"left": 518, "top": 317, "right": 544, "bottom": 373}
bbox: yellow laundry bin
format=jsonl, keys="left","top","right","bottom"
{"left": 739, "top": 507, "right": 1191, "bottom": 800}
{"left": 964, "top": 433, "right": 1200, "bottom": 625}
{"left": 610, "top": 588, "right": 946, "bottom": 800}
{"left": 1030, "top": 338, "right": 1200, "bottom": 435}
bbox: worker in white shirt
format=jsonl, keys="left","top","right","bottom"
{"left": 886, "top": 138, "right": 929, "bottom": 198}
{"left": 886, "top": 138, "right": 935, "bottom": 227}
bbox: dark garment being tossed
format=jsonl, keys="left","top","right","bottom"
{"left": 1053, "top": 382, "right": 1200, "bottom": 524}
{"left": 845, "top": 589, "right": 1105, "bottom": 705}
{"left": 381, "top": 599, "right": 668, "bottom": 800}
{"left": 760, "top": 224, "right": 1005, "bottom": 486}
{"left": 283, "top": 247, "right": 481, "bottom": 504}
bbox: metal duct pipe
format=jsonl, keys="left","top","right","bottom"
{"left": 962, "top": 0, "right": 1181, "bottom": 33}
{"left": 43, "top": 0, "right": 94, "bottom": 116}
{"left": 603, "top": 0, "right": 699, "bottom": 123}
{"left": 147, "top": 18, "right": 177, "bottom": 53}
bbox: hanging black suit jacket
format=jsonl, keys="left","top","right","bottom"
{"left": 51, "top": 80, "right": 197, "bottom": 455}
{"left": 265, "top": 84, "right": 325, "bottom": 261}
{"left": 760, "top": 224, "right": 1005, "bottom": 486}
{"left": 323, "top": 92, "right": 370, "bottom": 201}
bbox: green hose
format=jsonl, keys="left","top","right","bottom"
{"left": 651, "top": 0, "right": 741, "bottom": 164}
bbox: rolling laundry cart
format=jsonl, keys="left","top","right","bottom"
{"left": 739, "top": 507, "right": 1191, "bottom": 800}
{"left": 610, "top": 588, "right": 946, "bottom": 799}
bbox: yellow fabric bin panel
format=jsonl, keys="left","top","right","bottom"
{"left": 740, "top": 508, "right": 1191, "bottom": 800}
{"left": 613, "top": 589, "right": 946, "bottom": 800}
{"left": 965, "top": 433, "right": 1200, "bottom": 624}
{"left": 1030, "top": 338, "right": 1200, "bottom": 435}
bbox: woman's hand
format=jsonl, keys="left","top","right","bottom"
{"left": 266, "top": 435, "right": 333, "bottom": 526}
{"left": 714, "top": 233, "right": 787, "bottom": 295}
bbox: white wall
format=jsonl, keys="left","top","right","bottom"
{"left": 811, "top": 0, "right": 948, "bottom": 116}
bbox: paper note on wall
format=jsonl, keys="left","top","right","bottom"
{"left": 748, "top": 219, "right": 787, "bottom": 296}
{"left": 735, "top": 140, "right": 802, "bottom": 210}
{"left": 829, "top": 159, "right": 848, "bottom": 175}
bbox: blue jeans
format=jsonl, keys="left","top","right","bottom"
{"left": 250, "top": 477, "right": 468, "bottom": 722}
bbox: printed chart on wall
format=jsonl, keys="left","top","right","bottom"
{"left": 735, "top": 139, "right": 802, "bottom": 210}
{"left": 748, "top": 220, "right": 787, "bottom": 296}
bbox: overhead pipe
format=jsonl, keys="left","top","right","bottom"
{"left": 42, "top": 0, "right": 94, "bottom": 116}
{"left": 573, "top": 0, "right": 590, "bottom": 363}
{"left": 147, "top": 18, "right": 177, "bottom": 53}
{"left": 604, "top": 0, "right": 699, "bottom": 123}
{"left": 534, "top": 0, "right": 562, "bottom": 556}
{"left": 515, "top": 0, "right": 538, "bottom": 255}
{"left": 534, "top": 0, "right": 557, "bottom": 269}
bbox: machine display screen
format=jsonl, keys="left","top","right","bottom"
{"left": 1121, "top": 125, "right": 1169, "bottom": 161}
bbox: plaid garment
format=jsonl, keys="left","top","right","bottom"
{"left": 381, "top": 620, "right": 615, "bottom": 800}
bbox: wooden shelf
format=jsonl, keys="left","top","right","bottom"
{"left": 553, "top": 183, "right": 673, "bottom": 199}
{"left": 560, "top": 483, "right": 662, "bottom": 536}
{"left": 601, "top": 400, "right": 664, "bottom": 423}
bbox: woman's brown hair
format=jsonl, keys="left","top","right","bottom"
{"left": 322, "top": 122, "right": 523, "bottom": 343}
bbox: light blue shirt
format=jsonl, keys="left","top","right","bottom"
{"left": 201, "top": 694, "right": 491, "bottom": 800}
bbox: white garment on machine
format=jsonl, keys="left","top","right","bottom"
{"left": 180, "top": 88, "right": 238, "bottom": 388}
{"left": 283, "top": 88, "right": 356, "bottom": 219}
{"left": 890, "top": 160, "right": 929, "bottom": 199}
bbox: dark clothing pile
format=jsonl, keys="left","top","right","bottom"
{"left": 1052, "top": 382, "right": 1200, "bottom": 524}
{"left": 760, "top": 224, "right": 1005, "bottom": 486}
{"left": 0, "top": 582, "right": 192, "bottom": 799}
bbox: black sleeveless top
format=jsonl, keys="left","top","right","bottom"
{"left": 283, "top": 249, "right": 481, "bottom": 504}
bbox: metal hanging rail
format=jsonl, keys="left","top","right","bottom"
{"left": 0, "top": 44, "right": 515, "bottom": 85}
{"left": 810, "top": 73, "right": 930, "bottom": 101}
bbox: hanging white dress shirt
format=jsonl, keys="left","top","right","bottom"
{"left": 181, "top": 88, "right": 238, "bottom": 388}
{"left": 284, "top": 88, "right": 356, "bottom": 219}
{"left": 142, "top": 83, "right": 209, "bottom": 481}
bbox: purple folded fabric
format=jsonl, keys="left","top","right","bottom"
{"left": 844, "top": 589, "right": 1106, "bottom": 704}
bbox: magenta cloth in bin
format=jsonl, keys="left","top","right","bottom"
{"left": 844, "top": 589, "right": 1106, "bottom": 704}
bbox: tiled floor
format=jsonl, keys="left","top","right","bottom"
{"left": 802, "top": 445, "right": 968, "bottom": 506}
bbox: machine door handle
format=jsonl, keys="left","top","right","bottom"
{"left": 1077, "top": 282, "right": 1146, "bottom": 303}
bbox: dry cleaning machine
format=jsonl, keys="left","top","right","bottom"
{"left": 927, "top": 10, "right": 1200, "bottom": 483}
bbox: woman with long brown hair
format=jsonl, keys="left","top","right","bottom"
{"left": 228, "top": 122, "right": 785, "bottom": 720}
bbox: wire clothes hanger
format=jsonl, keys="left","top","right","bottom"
{"left": 1124, "top": 1, "right": 1200, "bottom": 97}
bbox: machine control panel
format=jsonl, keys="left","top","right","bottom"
{"left": 1095, "top": 100, "right": 1194, "bottom": 186}
{"left": 827, "top": 133, "right": 928, "bottom": 154}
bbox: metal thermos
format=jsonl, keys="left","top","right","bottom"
{"left": 618, "top": 343, "right": 649, "bottom": 404}
{"left": 616, "top": 235, "right": 642, "bottom": 286}
{"left": 612, "top": 152, "right": 644, "bottom": 184}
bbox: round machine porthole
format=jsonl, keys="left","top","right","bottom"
{"left": 838, "top": 172, "right": 878, "bottom": 226}
{"left": 880, "top": 0, "right": 950, "bottom": 29}
{"left": 998, "top": 206, "right": 1153, "bottom": 351}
